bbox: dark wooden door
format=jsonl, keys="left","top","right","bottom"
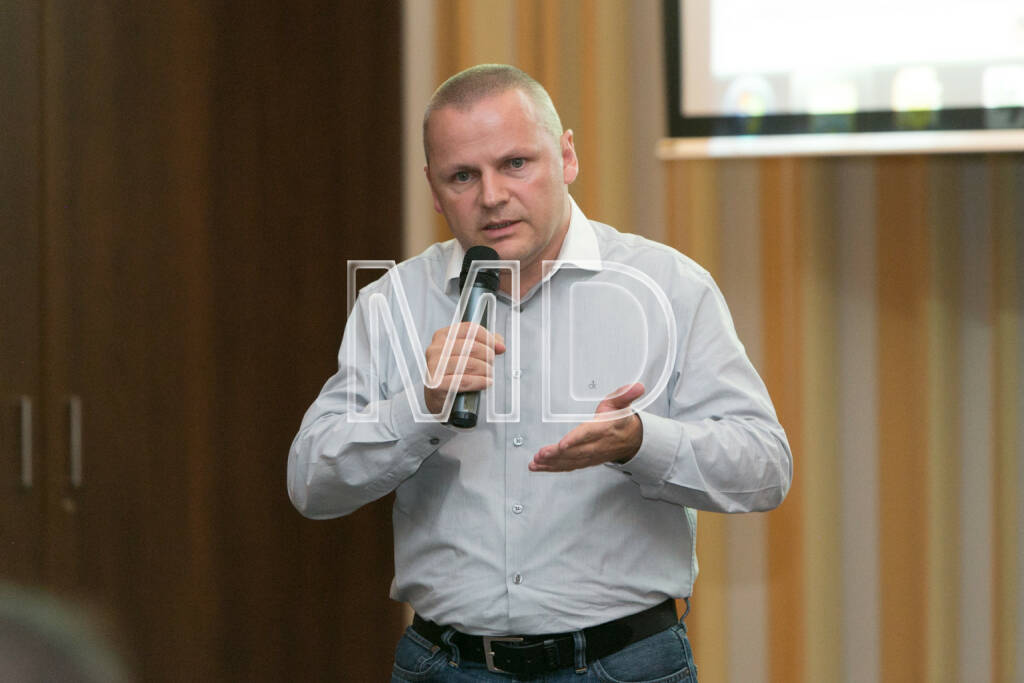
{"left": 203, "top": 3, "right": 406, "bottom": 680}
{"left": 0, "top": 0, "right": 45, "bottom": 587}
{"left": 38, "top": 4, "right": 221, "bottom": 679}
{"left": 25, "top": 2, "right": 406, "bottom": 681}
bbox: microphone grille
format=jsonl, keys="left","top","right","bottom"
{"left": 464, "top": 245, "right": 499, "bottom": 263}
{"left": 459, "top": 245, "right": 501, "bottom": 292}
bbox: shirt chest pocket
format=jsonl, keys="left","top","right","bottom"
{"left": 545, "top": 280, "right": 653, "bottom": 416}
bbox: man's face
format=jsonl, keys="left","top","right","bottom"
{"left": 424, "top": 89, "right": 578, "bottom": 284}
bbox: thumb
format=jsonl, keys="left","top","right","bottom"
{"left": 595, "top": 382, "right": 645, "bottom": 414}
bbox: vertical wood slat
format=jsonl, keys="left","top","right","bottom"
{"left": 514, "top": 0, "right": 563, "bottom": 109}
{"left": 431, "top": 0, "right": 461, "bottom": 245}
{"left": 157, "top": 6, "right": 220, "bottom": 678}
{"left": 957, "top": 158, "right": 995, "bottom": 682}
{"left": 717, "top": 160, "right": 768, "bottom": 683}
{"left": 664, "top": 158, "right": 728, "bottom": 683}
{"left": 800, "top": 159, "right": 841, "bottom": 683}
{"left": 925, "top": 157, "right": 964, "bottom": 683}
{"left": 991, "top": 154, "right": 1021, "bottom": 683}
{"left": 876, "top": 156, "right": 931, "bottom": 683}
{"left": 434, "top": 0, "right": 464, "bottom": 87}
{"left": 760, "top": 157, "right": 806, "bottom": 683}
{"left": 576, "top": 0, "right": 599, "bottom": 220}
{"left": 587, "top": 0, "right": 631, "bottom": 230}
{"left": 835, "top": 157, "right": 881, "bottom": 683}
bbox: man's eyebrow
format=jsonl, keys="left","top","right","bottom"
{"left": 500, "top": 146, "right": 537, "bottom": 158}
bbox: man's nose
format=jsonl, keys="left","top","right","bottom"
{"left": 479, "top": 170, "right": 509, "bottom": 207}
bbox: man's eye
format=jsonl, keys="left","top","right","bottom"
{"left": 508, "top": 158, "right": 526, "bottom": 170}
{"left": 454, "top": 171, "right": 472, "bottom": 182}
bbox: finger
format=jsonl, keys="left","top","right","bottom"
{"left": 530, "top": 446, "right": 591, "bottom": 472}
{"left": 441, "top": 356, "right": 492, "bottom": 379}
{"left": 529, "top": 449, "right": 563, "bottom": 472}
{"left": 448, "top": 325, "right": 505, "bottom": 359}
{"left": 458, "top": 323, "right": 505, "bottom": 355}
{"left": 533, "top": 440, "right": 592, "bottom": 465}
{"left": 428, "top": 338, "right": 496, "bottom": 368}
{"left": 430, "top": 323, "right": 495, "bottom": 350}
{"left": 453, "top": 322, "right": 501, "bottom": 343}
{"left": 447, "top": 339, "right": 496, "bottom": 365}
{"left": 595, "top": 382, "right": 645, "bottom": 414}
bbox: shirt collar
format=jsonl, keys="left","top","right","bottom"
{"left": 443, "top": 195, "right": 602, "bottom": 293}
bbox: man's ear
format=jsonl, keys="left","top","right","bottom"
{"left": 424, "top": 165, "right": 443, "bottom": 214}
{"left": 560, "top": 130, "right": 579, "bottom": 184}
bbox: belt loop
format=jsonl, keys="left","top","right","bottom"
{"left": 572, "top": 629, "right": 588, "bottom": 674}
{"left": 441, "top": 627, "right": 461, "bottom": 667}
{"left": 680, "top": 597, "right": 691, "bottom": 621}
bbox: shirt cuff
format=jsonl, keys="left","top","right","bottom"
{"left": 388, "top": 387, "right": 459, "bottom": 458}
{"left": 606, "top": 410, "right": 683, "bottom": 489}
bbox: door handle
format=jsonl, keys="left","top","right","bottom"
{"left": 19, "top": 396, "right": 32, "bottom": 488}
{"left": 68, "top": 396, "right": 82, "bottom": 488}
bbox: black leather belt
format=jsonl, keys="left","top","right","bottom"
{"left": 411, "top": 599, "right": 678, "bottom": 676}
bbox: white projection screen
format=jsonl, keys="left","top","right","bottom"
{"left": 664, "top": 0, "right": 1024, "bottom": 145}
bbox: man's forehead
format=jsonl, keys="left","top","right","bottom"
{"left": 426, "top": 93, "right": 547, "bottom": 158}
{"left": 431, "top": 89, "right": 537, "bottom": 127}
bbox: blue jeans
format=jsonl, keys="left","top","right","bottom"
{"left": 390, "top": 615, "right": 698, "bottom": 682}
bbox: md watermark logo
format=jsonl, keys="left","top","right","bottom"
{"left": 346, "top": 259, "right": 676, "bottom": 424}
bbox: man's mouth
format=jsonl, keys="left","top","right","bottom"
{"left": 482, "top": 219, "right": 519, "bottom": 233}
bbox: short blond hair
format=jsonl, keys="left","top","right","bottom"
{"left": 423, "top": 64, "right": 563, "bottom": 163}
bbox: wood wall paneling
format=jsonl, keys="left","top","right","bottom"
{"left": 662, "top": 152, "right": 1024, "bottom": 683}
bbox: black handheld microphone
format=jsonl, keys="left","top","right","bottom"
{"left": 449, "top": 246, "right": 500, "bottom": 428}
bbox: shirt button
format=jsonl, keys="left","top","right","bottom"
{"left": 429, "top": 437, "right": 440, "bottom": 446}
{"left": 513, "top": 574, "right": 523, "bottom": 585}
{"left": 512, "top": 369, "right": 522, "bottom": 379}
{"left": 512, "top": 436, "right": 524, "bottom": 447}
{"left": 512, "top": 503, "right": 524, "bottom": 514}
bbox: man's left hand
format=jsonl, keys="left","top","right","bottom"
{"left": 529, "top": 383, "right": 645, "bottom": 472}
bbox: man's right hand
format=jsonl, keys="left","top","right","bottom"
{"left": 424, "top": 322, "right": 506, "bottom": 417}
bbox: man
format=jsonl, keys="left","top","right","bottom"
{"left": 288, "top": 64, "right": 792, "bottom": 681}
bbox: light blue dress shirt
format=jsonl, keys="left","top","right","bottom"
{"left": 288, "top": 198, "right": 792, "bottom": 635}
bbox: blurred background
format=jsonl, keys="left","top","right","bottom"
{"left": 1, "top": 1, "right": 1021, "bottom": 682}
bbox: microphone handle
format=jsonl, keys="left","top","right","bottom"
{"left": 449, "top": 283, "right": 491, "bottom": 428}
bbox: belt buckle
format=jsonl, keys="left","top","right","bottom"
{"left": 482, "top": 636, "right": 524, "bottom": 673}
